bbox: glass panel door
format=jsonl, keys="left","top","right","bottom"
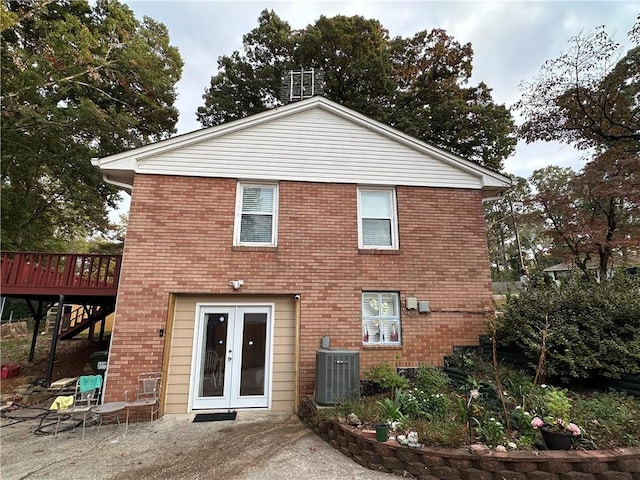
{"left": 232, "top": 310, "right": 268, "bottom": 407}
{"left": 192, "top": 305, "right": 271, "bottom": 410}
{"left": 199, "top": 312, "right": 227, "bottom": 398}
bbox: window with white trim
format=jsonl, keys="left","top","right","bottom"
{"left": 358, "top": 188, "right": 398, "bottom": 249}
{"left": 362, "top": 292, "right": 401, "bottom": 345}
{"left": 234, "top": 183, "right": 278, "bottom": 246}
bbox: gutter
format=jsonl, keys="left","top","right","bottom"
{"left": 102, "top": 175, "right": 133, "bottom": 193}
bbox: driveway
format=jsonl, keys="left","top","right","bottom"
{"left": 1, "top": 408, "right": 396, "bottom": 480}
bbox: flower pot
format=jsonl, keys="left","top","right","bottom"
{"left": 540, "top": 427, "right": 573, "bottom": 450}
{"left": 375, "top": 423, "right": 389, "bottom": 442}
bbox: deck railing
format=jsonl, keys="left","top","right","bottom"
{"left": 1, "top": 252, "right": 122, "bottom": 295}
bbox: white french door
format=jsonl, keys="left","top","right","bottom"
{"left": 191, "top": 305, "right": 272, "bottom": 410}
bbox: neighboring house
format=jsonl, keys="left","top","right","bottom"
{"left": 93, "top": 96, "right": 512, "bottom": 414}
{"left": 544, "top": 255, "right": 640, "bottom": 284}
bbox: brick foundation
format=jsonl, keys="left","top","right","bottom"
{"left": 299, "top": 399, "right": 640, "bottom": 480}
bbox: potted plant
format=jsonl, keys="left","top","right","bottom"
{"left": 530, "top": 386, "right": 581, "bottom": 450}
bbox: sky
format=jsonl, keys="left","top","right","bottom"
{"left": 112, "top": 0, "right": 637, "bottom": 215}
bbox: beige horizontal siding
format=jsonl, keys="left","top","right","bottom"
{"left": 139, "top": 109, "right": 481, "bottom": 189}
{"left": 165, "top": 295, "right": 295, "bottom": 414}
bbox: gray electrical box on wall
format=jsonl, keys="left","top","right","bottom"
{"left": 418, "top": 301, "right": 430, "bottom": 313}
{"left": 315, "top": 349, "right": 360, "bottom": 405}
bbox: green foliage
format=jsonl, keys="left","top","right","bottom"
{"left": 473, "top": 417, "right": 505, "bottom": 447}
{"left": 364, "top": 362, "right": 409, "bottom": 391}
{"left": 400, "top": 388, "right": 451, "bottom": 421}
{"left": 376, "top": 388, "right": 406, "bottom": 424}
{"left": 509, "top": 407, "right": 536, "bottom": 441}
{"left": 1, "top": 0, "right": 183, "bottom": 250}
{"left": 332, "top": 398, "right": 382, "bottom": 424}
{"left": 544, "top": 387, "right": 571, "bottom": 420}
{"left": 414, "top": 366, "right": 451, "bottom": 394}
{"left": 411, "top": 417, "right": 468, "bottom": 448}
{"left": 197, "top": 10, "right": 516, "bottom": 171}
{"left": 1, "top": 298, "right": 31, "bottom": 321}
{"left": 497, "top": 275, "right": 640, "bottom": 381}
{"left": 502, "top": 373, "right": 535, "bottom": 409}
{"left": 572, "top": 391, "right": 640, "bottom": 449}
{"left": 325, "top": 361, "right": 639, "bottom": 449}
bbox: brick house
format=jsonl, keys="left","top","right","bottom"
{"left": 93, "top": 96, "right": 512, "bottom": 414}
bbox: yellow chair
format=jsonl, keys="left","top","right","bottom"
{"left": 52, "top": 375, "right": 102, "bottom": 438}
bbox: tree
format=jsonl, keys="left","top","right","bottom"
{"left": 485, "top": 176, "right": 553, "bottom": 280}
{"left": 527, "top": 157, "right": 640, "bottom": 279}
{"left": 197, "top": 10, "right": 293, "bottom": 127}
{"left": 485, "top": 177, "right": 528, "bottom": 278}
{"left": 516, "top": 20, "right": 640, "bottom": 153}
{"left": 197, "top": 10, "right": 516, "bottom": 171}
{"left": 1, "top": 0, "right": 183, "bottom": 250}
{"left": 388, "top": 29, "right": 516, "bottom": 170}
{"left": 572, "top": 147, "right": 640, "bottom": 274}
{"left": 295, "top": 14, "right": 395, "bottom": 120}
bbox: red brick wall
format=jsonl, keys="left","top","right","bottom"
{"left": 105, "top": 174, "right": 493, "bottom": 403}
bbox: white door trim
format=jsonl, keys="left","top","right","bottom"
{"left": 188, "top": 302, "right": 274, "bottom": 411}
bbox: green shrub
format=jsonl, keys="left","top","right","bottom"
{"left": 364, "top": 362, "right": 409, "bottom": 391}
{"left": 497, "top": 275, "right": 640, "bottom": 381}
{"left": 400, "top": 388, "right": 451, "bottom": 420}
{"left": 415, "top": 366, "right": 451, "bottom": 394}
{"left": 473, "top": 417, "right": 506, "bottom": 447}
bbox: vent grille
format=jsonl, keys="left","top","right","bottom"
{"left": 315, "top": 349, "right": 360, "bottom": 405}
{"left": 280, "top": 68, "right": 325, "bottom": 104}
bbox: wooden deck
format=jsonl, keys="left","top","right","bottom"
{"left": 1, "top": 252, "right": 121, "bottom": 301}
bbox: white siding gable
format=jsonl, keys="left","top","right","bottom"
{"left": 93, "top": 97, "right": 512, "bottom": 197}
{"left": 140, "top": 108, "right": 480, "bottom": 189}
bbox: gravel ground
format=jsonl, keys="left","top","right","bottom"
{"left": 1, "top": 406, "right": 396, "bottom": 480}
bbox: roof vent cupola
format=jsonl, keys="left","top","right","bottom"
{"left": 280, "top": 68, "right": 325, "bottom": 104}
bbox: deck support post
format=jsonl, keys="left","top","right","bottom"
{"left": 46, "top": 295, "right": 64, "bottom": 387}
{"left": 26, "top": 300, "right": 48, "bottom": 362}
{"left": 98, "top": 313, "right": 107, "bottom": 349}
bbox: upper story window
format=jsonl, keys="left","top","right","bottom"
{"left": 357, "top": 187, "right": 398, "bottom": 249}
{"left": 234, "top": 183, "right": 278, "bottom": 246}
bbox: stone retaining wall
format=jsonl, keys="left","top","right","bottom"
{"left": 299, "top": 399, "right": 640, "bottom": 480}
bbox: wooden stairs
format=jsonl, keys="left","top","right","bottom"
{"left": 58, "top": 303, "right": 116, "bottom": 340}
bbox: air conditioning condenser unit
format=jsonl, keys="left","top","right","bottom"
{"left": 315, "top": 349, "right": 360, "bottom": 406}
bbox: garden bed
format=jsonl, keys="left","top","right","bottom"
{"left": 299, "top": 399, "right": 640, "bottom": 479}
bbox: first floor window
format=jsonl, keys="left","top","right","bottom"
{"left": 362, "top": 292, "right": 401, "bottom": 345}
{"left": 234, "top": 183, "right": 278, "bottom": 246}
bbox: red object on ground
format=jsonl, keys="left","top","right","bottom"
{"left": 1, "top": 364, "right": 21, "bottom": 379}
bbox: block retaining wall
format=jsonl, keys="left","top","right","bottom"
{"left": 299, "top": 399, "right": 640, "bottom": 480}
